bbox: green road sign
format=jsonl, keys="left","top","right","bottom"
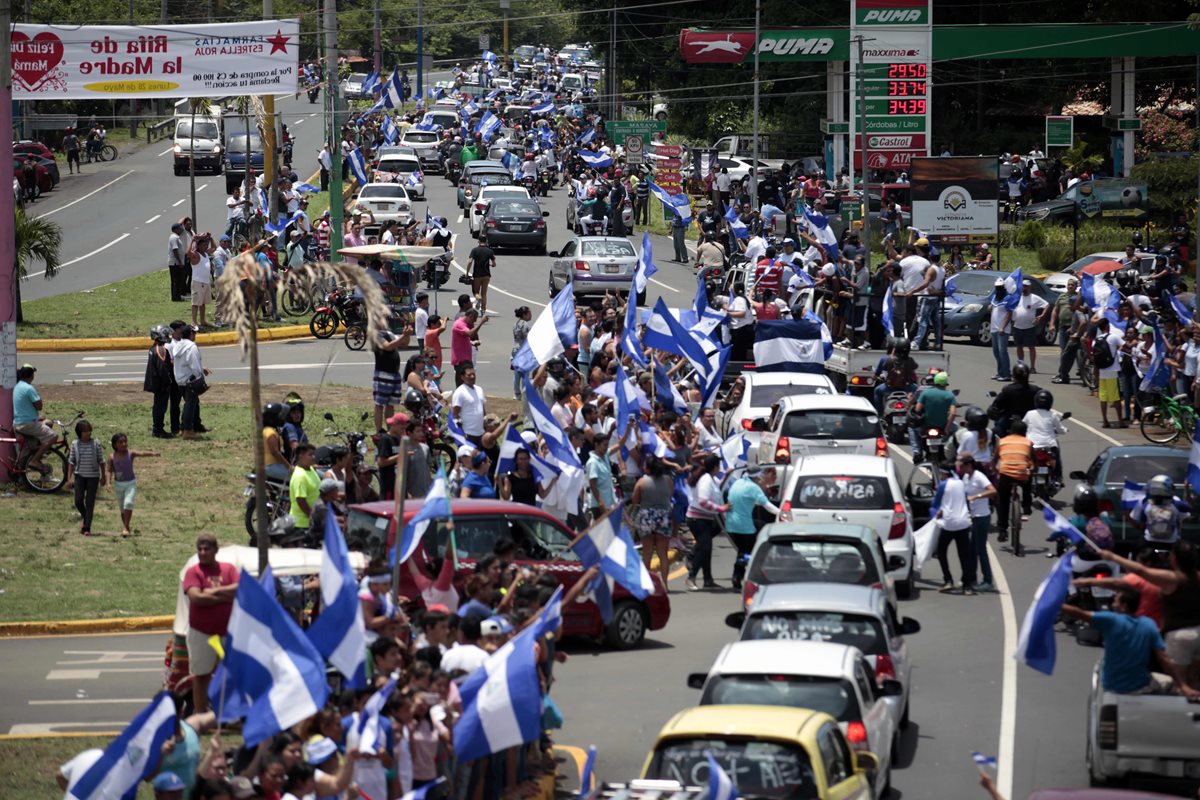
{"left": 1118, "top": 117, "right": 1142, "bottom": 131}
{"left": 821, "top": 119, "right": 851, "bottom": 135}
{"left": 607, "top": 120, "right": 666, "bottom": 144}
{"left": 1045, "top": 115, "right": 1073, "bottom": 148}
{"left": 861, "top": 116, "right": 926, "bottom": 133}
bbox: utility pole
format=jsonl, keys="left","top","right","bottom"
{"left": 855, "top": 34, "right": 871, "bottom": 260}
{"left": 609, "top": 1, "right": 616, "bottom": 121}
{"left": 0, "top": 0, "right": 15, "bottom": 485}
{"left": 263, "top": 0, "right": 278, "bottom": 223}
{"left": 749, "top": 0, "right": 760, "bottom": 209}
{"left": 325, "top": 0, "right": 343, "bottom": 260}
{"left": 373, "top": 0, "right": 382, "bottom": 76}
{"left": 416, "top": 0, "right": 424, "bottom": 102}
{"left": 501, "top": 0, "right": 510, "bottom": 69}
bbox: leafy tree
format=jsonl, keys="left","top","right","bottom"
{"left": 1130, "top": 156, "right": 1199, "bottom": 225}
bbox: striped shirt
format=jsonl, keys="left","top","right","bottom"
{"left": 69, "top": 440, "right": 105, "bottom": 478}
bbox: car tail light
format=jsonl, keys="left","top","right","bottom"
{"left": 778, "top": 500, "right": 792, "bottom": 522}
{"left": 741, "top": 418, "right": 758, "bottom": 431}
{"left": 1098, "top": 705, "right": 1118, "bottom": 749}
{"left": 742, "top": 579, "right": 759, "bottom": 607}
{"left": 475, "top": 202, "right": 487, "bottom": 211}
{"left": 876, "top": 437, "right": 889, "bottom": 458}
{"left": 574, "top": 260, "right": 591, "bottom": 272}
{"left": 774, "top": 436, "right": 791, "bottom": 464}
{"left": 534, "top": 219, "right": 546, "bottom": 229}
{"left": 874, "top": 653, "right": 896, "bottom": 683}
{"left": 486, "top": 218, "right": 497, "bottom": 227}
{"left": 889, "top": 502, "right": 907, "bottom": 540}
{"left": 846, "top": 721, "right": 869, "bottom": 750}
{"left": 850, "top": 375, "right": 874, "bottom": 387}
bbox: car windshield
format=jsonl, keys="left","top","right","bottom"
{"left": 581, "top": 240, "right": 637, "bottom": 257}
{"left": 748, "top": 384, "right": 832, "bottom": 408}
{"left": 748, "top": 539, "right": 876, "bottom": 587}
{"left": 791, "top": 476, "right": 892, "bottom": 510}
{"left": 226, "top": 135, "right": 262, "bottom": 152}
{"left": 471, "top": 173, "right": 514, "bottom": 187}
{"left": 1105, "top": 453, "right": 1187, "bottom": 486}
{"left": 742, "top": 611, "right": 886, "bottom": 655}
{"left": 360, "top": 185, "right": 409, "bottom": 199}
{"left": 648, "top": 739, "right": 818, "bottom": 800}
{"left": 405, "top": 131, "right": 438, "bottom": 143}
{"left": 176, "top": 121, "right": 219, "bottom": 140}
{"left": 703, "top": 675, "right": 861, "bottom": 722}
{"left": 481, "top": 189, "right": 528, "bottom": 200}
{"left": 780, "top": 410, "right": 881, "bottom": 440}
{"left": 379, "top": 159, "right": 420, "bottom": 173}
{"left": 489, "top": 200, "right": 539, "bottom": 215}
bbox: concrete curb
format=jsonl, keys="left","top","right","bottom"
{"left": 17, "top": 324, "right": 313, "bottom": 353}
{"left": 0, "top": 615, "right": 174, "bottom": 637}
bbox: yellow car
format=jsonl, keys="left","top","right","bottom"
{"left": 641, "top": 705, "right": 877, "bottom": 799}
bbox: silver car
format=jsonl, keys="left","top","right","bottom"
{"left": 548, "top": 236, "right": 642, "bottom": 301}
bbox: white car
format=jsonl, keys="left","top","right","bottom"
{"left": 1041, "top": 271, "right": 1077, "bottom": 295}
{"left": 726, "top": 372, "right": 836, "bottom": 463}
{"left": 1062, "top": 250, "right": 1156, "bottom": 275}
{"left": 469, "top": 185, "right": 532, "bottom": 236}
{"left": 776, "top": 454, "right": 916, "bottom": 598}
{"left": 560, "top": 72, "right": 584, "bottom": 94}
{"left": 374, "top": 153, "right": 424, "bottom": 200}
{"left": 754, "top": 394, "right": 887, "bottom": 464}
{"left": 688, "top": 639, "right": 901, "bottom": 798}
{"left": 352, "top": 183, "right": 413, "bottom": 227}
{"left": 714, "top": 155, "right": 776, "bottom": 183}
{"left": 398, "top": 129, "right": 442, "bottom": 175}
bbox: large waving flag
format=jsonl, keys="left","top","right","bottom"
{"left": 453, "top": 616, "right": 544, "bottom": 761}
{"left": 992, "top": 267, "right": 1023, "bottom": 310}
{"left": 496, "top": 425, "right": 554, "bottom": 483}
{"left": 511, "top": 279, "right": 576, "bottom": 373}
{"left": 306, "top": 512, "right": 367, "bottom": 688}
{"left": 576, "top": 126, "right": 597, "bottom": 145}
{"left": 724, "top": 203, "right": 749, "bottom": 240}
{"left": 571, "top": 504, "right": 656, "bottom": 622}
{"left": 801, "top": 205, "right": 840, "bottom": 263}
{"left": 753, "top": 318, "right": 832, "bottom": 374}
{"left": 446, "top": 412, "right": 470, "bottom": 448}
{"left": 944, "top": 273, "right": 960, "bottom": 303}
{"left": 475, "top": 111, "right": 502, "bottom": 139}
{"left": 578, "top": 150, "right": 613, "bottom": 169}
{"left": 348, "top": 148, "right": 369, "bottom": 186}
{"left": 1079, "top": 272, "right": 1119, "bottom": 310}
{"left": 352, "top": 677, "right": 397, "bottom": 754}
{"left": 634, "top": 231, "right": 658, "bottom": 296}
{"left": 66, "top": 693, "right": 177, "bottom": 800}
{"left": 701, "top": 344, "right": 732, "bottom": 409}
{"left": 1013, "top": 552, "right": 1075, "bottom": 675}
{"left": 394, "top": 466, "right": 452, "bottom": 566}
{"left": 719, "top": 431, "right": 751, "bottom": 476}
{"left": 1041, "top": 504, "right": 1098, "bottom": 551}
{"left": 1169, "top": 292, "right": 1194, "bottom": 326}
{"left": 1139, "top": 321, "right": 1171, "bottom": 392}
{"left": 614, "top": 362, "right": 642, "bottom": 443}
{"left": 362, "top": 69, "right": 381, "bottom": 97}
{"left": 653, "top": 360, "right": 688, "bottom": 415}
{"left": 643, "top": 298, "right": 712, "bottom": 384}
{"left": 531, "top": 100, "right": 555, "bottom": 116}
{"left": 379, "top": 68, "right": 405, "bottom": 109}
{"left": 1122, "top": 479, "right": 1146, "bottom": 510}
{"left": 646, "top": 179, "right": 692, "bottom": 223}
{"left": 523, "top": 374, "right": 583, "bottom": 469}
{"left": 425, "top": 208, "right": 445, "bottom": 231}
{"left": 620, "top": 289, "right": 649, "bottom": 367}
{"left": 224, "top": 568, "right": 331, "bottom": 745}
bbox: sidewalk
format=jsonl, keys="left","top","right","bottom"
{"left": 17, "top": 323, "right": 315, "bottom": 353}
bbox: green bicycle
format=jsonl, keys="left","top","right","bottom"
{"left": 1140, "top": 392, "right": 1196, "bottom": 445}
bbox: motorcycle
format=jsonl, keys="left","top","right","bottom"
{"left": 1030, "top": 412, "right": 1071, "bottom": 500}
{"left": 920, "top": 426, "right": 948, "bottom": 466}
{"left": 243, "top": 472, "right": 291, "bottom": 541}
{"left": 309, "top": 287, "right": 364, "bottom": 339}
{"left": 422, "top": 253, "right": 452, "bottom": 289}
{"left": 520, "top": 172, "right": 537, "bottom": 193}
{"left": 446, "top": 161, "right": 462, "bottom": 185}
{"left": 620, "top": 198, "right": 634, "bottom": 231}
{"left": 536, "top": 170, "right": 553, "bottom": 197}
{"left": 883, "top": 391, "right": 910, "bottom": 444}
{"left": 307, "top": 85, "right": 320, "bottom": 103}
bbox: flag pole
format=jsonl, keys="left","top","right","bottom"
{"left": 565, "top": 501, "right": 625, "bottom": 551}
{"left": 390, "top": 434, "right": 410, "bottom": 609}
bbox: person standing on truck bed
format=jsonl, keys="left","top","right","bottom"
{"left": 728, "top": 282, "right": 756, "bottom": 361}
{"left": 887, "top": 238, "right": 930, "bottom": 338}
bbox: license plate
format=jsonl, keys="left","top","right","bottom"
{"left": 605, "top": 264, "right": 619, "bottom": 274}
{"left": 377, "top": 203, "right": 391, "bottom": 211}
{"left": 243, "top": 486, "right": 254, "bottom": 497}
{"left": 925, "top": 438, "right": 943, "bottom": 448}
{"left": 503, "top": 224, "right": 523, "bottom": 231}
{"left": 890, "top": 414, "right": 905, "bottom": 426}
{"left": 1037, "top": 467, "right": 1049, "bottom": 475}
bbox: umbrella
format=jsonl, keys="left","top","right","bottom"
{"left": 593, "top": 381, "right": 651, "bottom": 412}
{"left": 1079, "top": 259, "right": 1125, "bottom": 276}
{"left": 336, "top": 244, "right": 447, "bottom": 265}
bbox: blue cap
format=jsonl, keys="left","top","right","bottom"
{"left": 305, "top": 735, "right": 339, "bottom": 765}
{"left": 153, "top": 772, "right": 186, "bottom": 792}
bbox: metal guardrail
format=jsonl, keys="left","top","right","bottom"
{"left": 146, "top": 117, "right": 174, "bottom": 144}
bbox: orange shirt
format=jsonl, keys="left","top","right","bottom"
{"left": 995, "top": 434, "right": 1033, "bottom": 480}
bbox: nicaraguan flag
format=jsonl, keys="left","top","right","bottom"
{"left": 718, "top": 431, "right": 751, "bottom": 475}
{"left": 497, "top": 425, "right": 552, "bottom": 483}
{"left": 1122, "top": 479, "right": 1146, "bottom": 510}
{"left": 972, "top": 752, "right": 998, "bottom": 770}
{"left": 1140, "top": 321, "right": 1171, "bottom": 392}
{"left": 651, "top": 361, "right": 686, "bottom": 416}
{"left": 1042, "top": 505, "right": 1096, "bottom": 551}
{"left": 882, "top": 282, "right": 896, "bottom": 336}
{"left": 295, "top": 182, "right": 320, "bottom": 194}
{"left": 380, "top": 67, "right": 405, "bottom": 109}
{"left": 531, "top": 100, "right": 555, "bottom": 116}
{"left": 1013, "top": 552, "right": 1075, "bottom": 675}
{"left": 944, "top": 273, "right": 960, "bottom": 302}
{"left": 613, "top": 362, "right": 642, "bottom": 443}
{"left": 701, "top": 344, "right": 731, "bottom": 409}
{"left": 643, "top": 298, "right": 712, "bottom": 384}
{"left": 523, "top": 374, "right": 583, "bottom": 469}
{"left": 462, "top": 100, "right": 480, "bottom": 117}
{"left": 1189, "top": 417, "right": 1200, "bottom": 494}
{"left": 482, "top": 49, "right": 497, "bottom": 63}
{"left": 646, "top": 179, "right": 691, "bottom": 222}
{"left": 225, "top": 568, "right": 331, "bottom": 745}
{"left": 993, "top": 267, "right": 1023, "bottom": 310}
{"left": 640, "top": 418, "right": 669, "bottom": 458}
{"left": 446, "top": 412, "right": 470, "bottom": 448}
{"left": 347, "top": 148, "right": 369, "bottom": 187}
{"left": 66, "top": 692, "right": 177, "bottom": 800}
{"left": 802, "top": 205, "right": 840, "bottom": 263}
{"left": 511, "top": 279, "right": 576, "bottom": 373}
{"left": 753, "top": 318, "right": 832, "bottom": 375}
{"left": 576, "top": 126, "right": 597, "bottom": 145}
{"left": 724, "top": 203, "right": 749, "bottom": 240}
{"left": 406, "top": 170, "right": 423, "bottom": 189}
{"left": 353, "top": 677, "right": 397, "bottom": 754}
{"left": 1170, "top": 292, "right": 1194, "bottom": 326}
{"left": 530, "top": 584, "right": 564, "bottom": 640}
{"left": 621, "top": 288, "right": 649, "bottom": 367}
{"left": 426, "top": 208, "right": 444, "bottom": 231}
{"left": 475, "top": 111, "right": 501, "bottom": 139}
{"left": 427, "top": 85, "right": 444, "bottom": 100}
{"left": 577, "top": 746, "right": 597, "bottom": 799}
{"left": 707, "top": 751, "right": 739, "bottom": 800}
{"left": 571, "top": 504, "right": 655, "bottom": 622}
{"left": 634, "top": 231, "right": 658, "bottom": 295}
{"left": 362, "top": 70, "right": 381, "bottom": 96}
{"left": 305, "top": 511, "right": 367, "bottom": 688}
{"left": 453, "top": 616, "right": 544, "bottom": 761}
{"left": 265, "top": 211, "right": 305, "bottom": 236}
{"left": 402, "top": 778, "right": 446, "bottom": 800}
{"left": 578, "top": 150, "right": 613, "bottom": 169}
{"left": 394, "top": 466, "right": 452, "bottom": 566}
{"left": 501, "top": 150, "right": 520, "bottom": 173}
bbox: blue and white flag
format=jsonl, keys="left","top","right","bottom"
{"left": 643, "top": 298, "right": 712, "bottom": 384}
{"left": 707, "top": 751, "right": 739, "bottom": 800}
{"left": 1042, "top": 505, "right": 1097, "bottom": 551}
{"left": 992, "top": 267, "right": 1023, "bottom": 310}
{"left": 634, "top": 231, "right": 658, "bottom": 295}
{"left": 402, "top": 778, "right": 446, "bottom": 800}
{"left": 362, "top": 70, "right": 381, "bottom": 96}
{"left": 531, "top": 100, "right": 555, "bottom": 116}
{"left": 724, "top": 203, "right": 749, "bottom": 240}
{"left": 427, "top": 85, "right": 444, "bottom": 101}
{"left": 501, "top": 150, "right": 520, "bottom": 173}
{"left": 571, "top": 504, "right": 655, "bottom": 622}
{"left": 530, "top": 584, "right": 564, "bottom": 640}
{"left": 944, "top": 273, "right": 960, "bottom": 302}
{"left": 576, "top": 126, "right": 597, "bottom": 145}
{"left": 353, "top": 677, "right": 397, "bottom": 754}
{"left": 395, "top": 466, "right": 452, "bottom": 566}
{"left": 972, "top": 752, "right": 998, "bottom": 770}
{"left": 295, "top": 182, "right": 320, "bottom": 194}
{"left": 578, "top": 150, "right": 613, "bottom": 169}
{"left": 1170, "top": 292, "right": 1194, "bottom": 326}
{"left": 406, "top": 170, "right": 424, "bottom": 189}
{"left": 882, "top": 282, "right": 896, "bottom": 336}
{"left": 425, "top": 208, "right": 444, "bottom": 231}
{"left": 614, "top": 362, "right": 642, "bottom": 443}
{"left": 225, "top": 568, "right": 331, "bottom": 745}
{"left": 1139, "top": 321, "right": 1171, "bottom": 393}
{"left": 523, "top": 375, "right": 583, "bottom": 469}
{"left": 640, "top": 418, "right": 669, "bottom": 458}
{"left": 379, "top": 68, "right": 405, "bottom": 109}
{"left": 475, "top": 111, "right": 501, "bottom": 140}
{"left": 646, "top": 179, "right": 691, "bottom": 222}
{"left": 621, "top": 289, "right": 649, "bottom": 367}
{"left": 1013, "top": 552, "right": 1075, "bottom": 675}
{"left": 306, "top": 511, "right": 367, "bottom": 688}
{"left": 1189, "top": 417, "right": 1200, "bottom": 494}
{"left": 653, "top": 360, "right": 688, "bottom": 415}
{"left": 462, "top": 100, "right": 480, "bottom": 117}
{"left": 66, "top": 692, "right": 177, "bottom": 800}
{"left": 511, "top": 279, "right": 576, "bottom": 373}
{"left": 446, "top": 412, "right": 470, "bottom": 448}
{"left": 718, "top": 431, "right": 751, "bottom": 475}
{"left": 482, "top": 49, "right": 497, "bottom": 63}
{"left": 381, "top": 115, "right": 399, "bottom": 144}
{"left": 347, "top": 148, "right": 369, "bottom": 187}
{"left": 577, "top": 746, "right": 597, "bottom": 799}
{"left": 1121, "top": 479, "right": 1146, "bottom": 510}
{"left": 753, "top": 318, "right": 832, "bottom": 375}
{"left": 700, "top": 344, "right": 731, "bottom": 409}
{"left": 801, "top": 205, "right": 840, "bottom": 263}
{"left": 453, "top": 618, "right": 544, "bottom": 761}
{"left": 265, "top": 211, "right": 305, "bottom": 236}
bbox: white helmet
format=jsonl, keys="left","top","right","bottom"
{"left": 820, "top": 263, "right": 836, "bottom": 277}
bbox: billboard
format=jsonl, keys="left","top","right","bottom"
{"left": 12, "top": 20, "right": 299, "bottom": 99}
{"left": 910, "top": 157, "right": 999, "bottom": 244}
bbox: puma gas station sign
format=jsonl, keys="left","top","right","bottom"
{"left": 678, "top": 29, "right": 848, "bottom": 63}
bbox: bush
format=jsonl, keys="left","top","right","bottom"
{"left": 1014, "top": 220, "right": 1047, "bottom": 250}
{"left": 1130, "top": 157, "right": 1200, "bottom": 227}
{"left": 1037, "top": 245, "right": 1073, "bottom": 272}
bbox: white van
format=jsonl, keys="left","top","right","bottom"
{"left": 173, "top": 111, "right": 224, "bottom": 176}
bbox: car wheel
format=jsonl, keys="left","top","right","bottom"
{"left": 897, "top": 567, "right": 914, "bottom": 599}
{"left": 605, "top": 600, "right": 647, "bottom": 649}
{"left": 974, "top": 319, "right": 991, "bottom": 347}
{"left": 900, "top": 700, "right": 910, "bottom": 729}
{"left": 1040, "top": 321, "right": 1056, "bottom": 346}
{"left": 548, "top": 273, "right": 559, "bottom": 299}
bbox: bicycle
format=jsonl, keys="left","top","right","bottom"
{"left": 1139, "top": 391, "right": 1196, "bottom": 445}
{"left": 0, "top": 411, "right": 85, "bottom": 493}
{"left": 1010, "top": 487, "right": 1024, "bottom": 557}
{"left": 85, "top": 143, "right": 118, "bottom": 163}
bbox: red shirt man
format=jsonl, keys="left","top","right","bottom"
{"left": 183, "top": 534, "right": 239, "bottom": 714}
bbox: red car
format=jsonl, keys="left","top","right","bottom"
{"left": 14, "top": 141, "right": 56, "bottom": 162}
{"left": 13, "top": 158, "right": 53, "bottom": 195}
{"left": 344, "top": 498, "right": 672, "bottom": 649}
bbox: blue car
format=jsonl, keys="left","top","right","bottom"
{"left": 224, "top": 132, "right": 265, "bottom": 194}
{"left": 941, "top": 270, "right": 1058, "bottom": 347}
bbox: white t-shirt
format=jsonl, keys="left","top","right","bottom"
{"left": 729, "top": 296, "right": 755, "bottom": 329}
{"left": 226, "top": 195, "right": 243, "bottom": 221}
{"left": 954, "top": 429, "right": 992, "bottom": 466}
{"left": 1011, "top": 293, "right": 1048, "bottom": 329}
{"left": 451, "top": 384, "right": 486, "bottom": 435}
{"left": 415, "top": 306, "right": 429, "bottom": 340}
{"left": 551, "top": 402, "right": 573, "bottom": 429}
{"left": 989, "top": 304, "right": 1012, "bottom": 334}
{"left": 899, "top": 255, "right": 930, "bottom": 292}
{"left": 1097, "top": 330, "right": 1124, "bottom": 379}
{"left": 962, "top": 470, "right": 993, "bottom": 518}
{"left": 743, "top": 236, "right": 767, "bottom": 264}
{"left": 1022, "top": 408, "right": 1066, "bottom": 448}
{"left": 441, "top": 643, "right": 490, "bottom": 675}
{"left": 937, "top": 476, "right": 972, "bottom": 531}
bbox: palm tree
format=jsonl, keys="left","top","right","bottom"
{"left": 186, "top": 96, "right": 214, "bottom": 228}
{"left": 1061, "top": 139, "right": 1104, "bottom": 174}
{"left": 13, "top": 209, "right": 63, "bottom": 323}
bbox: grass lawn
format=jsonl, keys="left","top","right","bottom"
{"left": 17, "top": 271, "right": 311, "bottom": 340}
{"left": 0, "top": 383, "right": 521, "bottom": 623}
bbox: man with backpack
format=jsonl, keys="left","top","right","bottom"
{"left": 873, "top": 338, "right": 919, "bottom": 413}
{"left": 1091, "top": 315, "right": 1127, "bottom": 428}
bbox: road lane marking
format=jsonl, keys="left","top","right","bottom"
{"left": 294, "top": 118, "right": 305, "bottom": 125}
{"left": 448, "top": 259, "right": 544, "bottom": 308}
{"left": 649, "top": 277, "right": 678, "bottom": 293}
{"left": 27, "top": 233, "right": 131, "bottom": 279}
{"left": 145, "top": 214, "right": 161, "bottom": 224}
{"left": 35, "top": 170, "right": 135, "bottom": 219}
{"left": 6, "top": 724, "right": 123, "bottom": 736}
{"left": 197, "top": 182, "right": 208, "bottom": 192}
{"left": 172, "top": 198, "right": 187, "bottom": 207}
{"left": 308, "top": 112, "right": 318, "bottom": 117}
{"left": 158, "top": 146, "right": 174, "bottom": 157}
{"left": 30, "top": 698, "right": 149, "bottom": 705}
{"left": 80, "top": 355, "right": 144, "bottom": 361}
{"left": 47, "top": 668, "right": 162, "bottom": 680}
{"left": 457, "top": 213, "right": 465, "bottom": 224}
{"left": 889, "top": 442, "right": 1018, "bottom": 799}
{"left": 1071, "top": 418, "right": 1122, "bottom": 448}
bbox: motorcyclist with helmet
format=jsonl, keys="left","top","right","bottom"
{"left": 1129, "top": 474, "right": 1185, "bottom": 547}
{"left": 1050, "top": 484, "right": 1115, "bottom": 559}
{"left": 908, "top": 371, "right": 957, "bottom": 463}
{"left": 951, "top": 407, "right": 994, "bottom": 476}
{"left": 986, "top": 362, "right": 1040, "bottom": 437}
{"left": 1022, "top": 388, "right": 1067, "bottom": 484}
{"left": 262, "top": 402, "right": 293, "bottom": 483}
{"left": 579, "top": 185, "right": 609, "bottom": 235}
{"left": 873, "top": 337, "right": 919, "bottom": 413}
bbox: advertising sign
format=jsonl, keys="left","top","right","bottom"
{"left": 677, "top": 28, "right": 848, "bottom": 63}
{"left": 1045, "top": 115, "right": 1073, "bottom": 148}
{"left": 12, "top": 20, "right": 299, "bottom": 99}
{"left": 652, "top": 143, "right": 683, "bottom": 158}
{"left": 910, "top": 156, "right": 999, "bottom": 244}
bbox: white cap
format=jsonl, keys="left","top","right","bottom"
{"left": 820, "top": 263, "right": 836, "bottom": 277}
{"left": 456, "top": 444, "right": 476, "bottom": 459}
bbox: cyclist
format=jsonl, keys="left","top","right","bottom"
{"left": 994, "top": 419, "right": 1033, "bottom": 544}
{"left": 1129, "top": 474, "right": 1183, "bottom": 548}
{"left": 12, "top": 364, "right": 56, "bottom": 473}
{"left": 907, "top": 371, "right": 956, "bottom": 463}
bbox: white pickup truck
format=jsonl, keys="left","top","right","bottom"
{"left": 825, "top": 344, "right": 950, "bottom": 399}
{"left": 1086, "top": 661, "right": 1200, "bottom": 786}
